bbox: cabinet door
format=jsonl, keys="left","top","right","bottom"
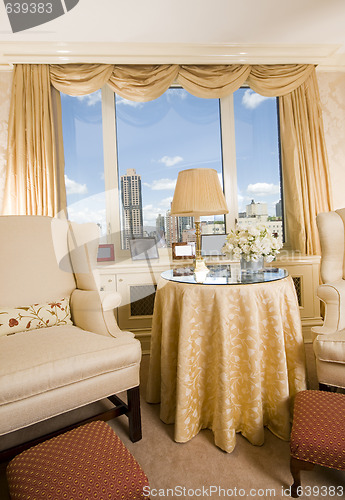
{"left": 116, "top": 273, "right": 158, "bottom": 330}
{"left": 285, "top": 265, "right": 316, "bottom": 319}
{"left": 99, "top": 274, "right": 116, "bottom": 292}
{"left": 267, "top": 259, "right": 320, "bottom": 320}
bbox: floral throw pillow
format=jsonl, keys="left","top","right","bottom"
{"left": 0, "top": 298, "right": 73, "bottom": 337}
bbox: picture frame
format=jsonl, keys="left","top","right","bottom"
{"left": 172, "top": 242, "right": 196, "bottom": 260}
{"left": 201, "top": 234, "right": 227, "bottom": 257}
{"left": 97, "top": 244, "right": 115, "bottom": 262}
{"left": 129, "top": 237, "right": 159, "bottom": 261}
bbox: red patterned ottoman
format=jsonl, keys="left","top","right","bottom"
{"left": 290, "top": 390, "right": 345, "bottom": 498}
{"left": 6, "top": 420, "right": 149, "bottom": 499}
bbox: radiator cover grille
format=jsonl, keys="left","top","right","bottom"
{"left": 130, "top": 285, "right": 157, "bottom": 317}
{"left": 292, "top": 276, "right": 302, "bottom": 307}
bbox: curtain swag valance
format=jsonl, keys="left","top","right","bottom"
{"left": 2, "top": 63, "right": 332, "bottom": 255}
{"left": 49, "top": 63, "right": 315, "bottom": 100}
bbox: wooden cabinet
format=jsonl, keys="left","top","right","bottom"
{"left": 266, "top": 253, "right": 322, "bottom": 341}
{"left": 98, "top": 253, "right": 322, "bottom": 352}
{"left": 98, "top": 261, "right": 168, "bottom": 354}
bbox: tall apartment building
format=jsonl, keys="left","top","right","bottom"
{"left": 121, "top": 168, "right": 143, "bottom": 249}
{"left": 156, "top": 213, "right": 165, "bottom": 235}
{"left": 165, "top": 209, "right": 178, "bottom": 248}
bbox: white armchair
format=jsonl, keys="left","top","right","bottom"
{"left": 312, "top": 208, "right": 345, "bottom": 390}
{"left": 0, "top": 216, "right": 142, "bottom": 460}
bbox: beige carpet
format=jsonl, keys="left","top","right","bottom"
{"left": 1, "top": 345, "right": 344, "bottom": 499}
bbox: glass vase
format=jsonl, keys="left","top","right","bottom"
{"left": 240, "top": 257, "right": 264, "bottom": 274}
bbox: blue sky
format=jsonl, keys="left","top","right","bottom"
{"left": 115, "top": 88, "right": 223, "bottom": 229}
{"left": 61, "top": 87, "right": 281, "bottom": 232}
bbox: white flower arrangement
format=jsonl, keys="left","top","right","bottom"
{"left": 222, "top": 222, "right": 282, "bottom": 263}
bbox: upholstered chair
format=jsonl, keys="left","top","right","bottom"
{"left": 312, "top": 208, "right": 345, "bottom": 390}
{"left": 0, "top": 215, "right": 142, "bottom": 460}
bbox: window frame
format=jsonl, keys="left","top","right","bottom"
{"left": 86, "top": 85, "right": 283, "bottom": 261}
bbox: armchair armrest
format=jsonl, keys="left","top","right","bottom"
{"left": 314, "top": 280, "right": 345, "bottom": 334}
{"left": 70, "top": 289, "right": 134, "bottom": 338}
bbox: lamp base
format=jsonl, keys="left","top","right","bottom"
{"left": 193, "top": 258, "right": 209, "bottom": 283}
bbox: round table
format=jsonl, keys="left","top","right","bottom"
{"left": 161, "top": 266, "right": 288, "bottom": 285}
{"left": 146, "top": 267, "right": 307, "bottom": 453}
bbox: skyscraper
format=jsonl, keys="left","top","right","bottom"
{"left": 156, "top": 213, "right": 165, "bottom": 235}
{"left": 121, "top": 168, "right": 143, "bottom": 249}
{"left": 165, "top": 209, "right": 178, "bottom": 248}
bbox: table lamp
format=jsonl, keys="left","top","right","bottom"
{"left": 170, "top": 168, "right": 229, "bottom": 281}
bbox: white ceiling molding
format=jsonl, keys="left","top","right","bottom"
{"left": 0, "top": 42, "right": 344, "bottom": 69}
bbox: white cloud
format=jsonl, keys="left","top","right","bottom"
{"left": 159, "top": 156, "right": 183, "bottom": 167}
{"left": 143, "top": 204, "right": 154, "bottom": 211}
{"left": 65, "top": 175, "right": 88, "bottom": 195}
{"left": 247, "top": 182, "right": 280, "bottom": 197}
{"left": 65, "top": 192, "right": 107, "bottom": 238}
{"left": 142, "top": 197, "right": 174, "bottom": 226}
{"left": 76, "top": 92, "right": 102, "bottom": 106}
{"left": 160, "top": 196, "right": 173, "bottom": 207}
{"left": 143, "top": 205, "right": 166, "bottom": 227}
{"left": 242, "top": 89, "right": 272, "bottom": 110}
{"left": 237, "top": 192, "right": 252, "bottom": 213}
{"left": 116, "top": 96, "right": 143, "bottom": 108}
{"left": 146, "top": 178, "right": 177, "bottom": 190}
{"left": 166, "top": 88, "right": 188, "bottom": 101}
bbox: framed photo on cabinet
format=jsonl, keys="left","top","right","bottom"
{"left": 129, "top": 238, "right": 159, "bottom": 261}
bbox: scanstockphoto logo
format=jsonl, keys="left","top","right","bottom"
{"left": 4, "top": 0, "right": 79, "bottom": 33}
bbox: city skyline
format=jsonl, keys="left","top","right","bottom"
{"left": 116, "top": 166, "right": 283, "bottom": 249}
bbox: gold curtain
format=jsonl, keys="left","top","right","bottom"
{"left": 2, "top": 65, "right": 66, "bottom": 216}
{"left": 177, "top": 65, "right": 251, "bottom": 98}
{"left": 50, "top": 64, "right": 114, "bottom": 96}
{"left": 49, "top": 63, "right": 312, "bottom": 100}
{"left": 3, "top": 63, "right": 332, "bottom": 254}
{"left": 279, "top": 71, "right": 332, "bottom": 254}
{"left": 247, "top": 64, "right": 315, "bottom": 96}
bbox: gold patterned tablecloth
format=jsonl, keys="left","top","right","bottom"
{"left": 146, "top": 275, "right": 307, "bottom": 453}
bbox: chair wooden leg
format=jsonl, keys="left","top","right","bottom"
{"left": 290, "top": 456, "right": 315, "bottom": 498}
{"left": 127, "top": 386, "right": 142, "bottom": 442}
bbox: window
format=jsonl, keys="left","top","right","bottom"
{"left": 233, "top": 88, "right": 283, "bottom": 244}
{"left": 115, "top": 88, "right": 224, "bottom": 250}
{"left": 61, "top": 89, "right": 107, "bottom": 239}
{"left": 61, "top": 86, "right": 283, "bottom": 257}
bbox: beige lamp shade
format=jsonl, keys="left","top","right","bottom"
{"left": 170, "top": 168, "right": 229, "bottom": 216}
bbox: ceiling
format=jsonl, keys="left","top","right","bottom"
{"left": 0, "top": 0, "right": 345, "bottom": 69}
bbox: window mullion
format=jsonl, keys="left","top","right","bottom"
{"left": 101, "top": 86, "right": 122, "bottom": 254}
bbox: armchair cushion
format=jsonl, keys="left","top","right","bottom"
{"left": 0, "top": 325, "right": 141, "bottom": 437}
{"left": 0, "top": 326, "right": 140, "bottom": 407}
{"left": 0, "top": 297, "right": 72, "bottom": 337}
{"left": 314, "top": 330, "right": 345, "bottom": 364}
